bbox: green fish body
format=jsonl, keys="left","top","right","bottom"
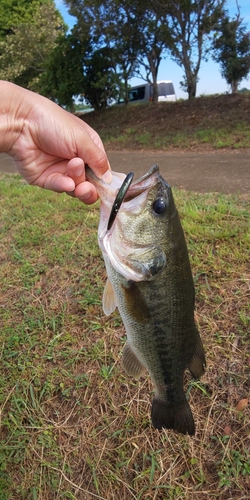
{"left": 86, "top": 165, "right": 205, "bottom": 435}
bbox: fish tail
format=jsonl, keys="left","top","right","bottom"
{"left": 188, "top": 331, "right": 206, "bottom": 379}
{"left": 151, "top": 398, "right": 195, "bottom": 436}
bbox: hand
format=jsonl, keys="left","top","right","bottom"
{"left": 0, "top": 82, "right": 112, "bottom": 204}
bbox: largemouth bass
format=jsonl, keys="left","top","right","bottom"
{"left": 86, "top": 165, "right": 206, "bottom": 435}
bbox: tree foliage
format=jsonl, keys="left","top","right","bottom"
{"left": 212, "top": 6, "right": 250, "bottom": 93}
{"left": 38, "top": 31, "right": 86, "bottom": 109}
{"left": 0, "top": 1, "right": 64, "bottom": 91}
{"left": 65, "top": 0, "right": 169, "bottom": 101}
{"left": 1, "top": 0, "right": 249, "bottom": 105}
{"left": 65, "top": 0, "right": 227, "bottom": 100}
{"left": 0, "top": 0, "right": 37, "bottom": 40}
{"left": 157, "top": 0, "right": 226, "bottom": 98}
{"left": 83, "top": 47, "right": 120, "bottom": 109}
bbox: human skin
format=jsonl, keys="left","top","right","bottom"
{"left": 0, "top": 81, "right": 112, "bottom": 204}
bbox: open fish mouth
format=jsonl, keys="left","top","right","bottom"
{"left": 86, "top": 164, "right": 162, "bottom": 235}
{"left": 121, "top": 164, "right": 162, "bottom": 200}
{"left": 86, "top": 164, "right": 162, "bottom": 206}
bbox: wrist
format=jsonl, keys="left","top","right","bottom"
{"left": 0, "top": 81, "right": 26, "bottom": 153}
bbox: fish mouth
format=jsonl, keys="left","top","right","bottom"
{"left": 85, "top": 163, "right": 162, "bottom": 242}
{"left": 123, "top": 164, "right": 160, "bottom": 199}
{"left": 86, "top": 164, "right": 160, "bottom": 201}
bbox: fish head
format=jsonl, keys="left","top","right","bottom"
{"left": 86, "top": 165, "right": 178, "bottom": 282}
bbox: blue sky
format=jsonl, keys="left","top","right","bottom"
{"left": 55, "top": 0, "right": 250, "bottom": 99}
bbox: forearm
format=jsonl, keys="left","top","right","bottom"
{"left": 0, "top": 81, "right": 27, "bottom": 153}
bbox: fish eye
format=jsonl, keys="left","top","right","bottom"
{"left": 152, "top": 197, "right": 168, "bottom": 215}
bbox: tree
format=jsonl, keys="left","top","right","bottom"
{"left": 38, "top": 31, "right": 86, "bottom": 109}
{"left": 64, "top": 0, "right": 167, "bottom": 102}
{"left": 83, "top": 47, "right": 120, "bottom": 109}
{"left": 134, "top": 0, "right": 170, "bottom": 101}
{"left": 156, "top": 0, "right": 226, "bottom": 98}
{"left": 212, "top": 5, "right": 250, "bottom": 93}
{"left": 0, "top": 1, "right": 65, "bottom": 91}
{"left": 39, "top": 26, "right": 120, "bottom": 110}
{"left": 0, "top": 0, "right": 37, "bottom": 40}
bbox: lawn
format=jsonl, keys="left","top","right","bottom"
{"left": 0, "top": 173, "right": 249, "bottom": 499}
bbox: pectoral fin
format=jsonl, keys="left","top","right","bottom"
{"left": 122, "top": 342, "right": 145, "bottom": 378}
{"left": 121, "top": 281, "right": 151, "bottom": 323}
{"left": 102, "top": 278, "right": 117, "bottom": 316}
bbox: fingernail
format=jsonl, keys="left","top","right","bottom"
{"left": 73, "top": 164, "right": 84, "bottom": 177}
{"left": 102, "top": 169, "right": 112, "bottom": 184}
{"left": 79, "top": 191, "right": 92, "bottom": 201}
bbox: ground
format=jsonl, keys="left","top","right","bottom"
{"left": 0, "top": 149, "right": 249, "bottom": 194}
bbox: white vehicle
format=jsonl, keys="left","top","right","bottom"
{"left": 118, "top": 80, "right": 176, "bottom": 104}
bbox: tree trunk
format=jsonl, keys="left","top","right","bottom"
{"left": 186, "top": 73, "right": 197, "bottom": 99}
{"left": 188, "top": 81, "right": 197, "bottom": 99}
{"left": 231, "top": 80, "right": 238, "bottom": 94}
{"left": 123, "top": 79, "right": 129, "bottom": 105}
{"left": 146, "top": 47, "right": 161, "bottom": 101}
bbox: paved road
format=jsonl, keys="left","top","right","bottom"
{"left": 1, "top": 150, "right": 249, "bottom": 194}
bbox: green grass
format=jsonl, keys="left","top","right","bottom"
{"left": 109, "top": 122, "right": 250, "bottom": 150}
{"left": 0, "top": 174, "right": 249, "bottom": 499}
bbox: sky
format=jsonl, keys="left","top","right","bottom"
{"left": 55, "top": 0, "right": 250, "bottom": 99}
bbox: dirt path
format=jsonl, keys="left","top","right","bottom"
{"left": 1, "top": 150, "right": 249, "bottom": 194}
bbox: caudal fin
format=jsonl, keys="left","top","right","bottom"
{"left": 151, "top": 398, "right": 195, "bottom": 436}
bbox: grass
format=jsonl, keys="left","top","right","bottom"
{"left": 0, "top": 173, "right": 249, "bottom": 499}
{"left": 81, "top": 93, "right": 250, "bottom": 151}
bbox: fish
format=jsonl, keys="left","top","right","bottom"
{"left": 86, "top": 164, "right": 206, "bottom": 436}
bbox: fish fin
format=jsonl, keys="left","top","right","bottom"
{"left": 121, "top": 281, "right": 151, "bottom": 323}
{"left": 188, "top": 332, "right": 206, "bottom": 379}
{"left": 151, "top": 398, "right": 195, "bottom": 436}
{"left": 122, "top": 343, "right": 145, "bottom": 378}
{"left": 102, "top": 279, "right": 116, "bottom": 316}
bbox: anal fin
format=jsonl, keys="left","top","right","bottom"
{"left": 188, "top": 332, "right": 206, "bottom": 379}
{"left": 122, "top": 342, "right": 145, "bottom": 378}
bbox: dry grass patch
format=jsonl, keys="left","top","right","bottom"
{"left": 0, "top": 174, "right": 249, "bottom": 499}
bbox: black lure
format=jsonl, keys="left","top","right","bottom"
{"left": 107, "top": 172, "right": 134, "bottom": 231}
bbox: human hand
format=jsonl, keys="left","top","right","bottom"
{"left": 0, "top": 81, "right": 112, "bottom": 204}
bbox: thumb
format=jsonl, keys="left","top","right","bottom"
{"left": 74, "top": 121, "right": 112, "bottom": 183}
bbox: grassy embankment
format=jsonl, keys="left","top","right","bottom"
{"left": 0, "top": 163, "right": 249, "bottom": 498}
{"left": 81, "top": 92, "right": 250, "bottom": 150}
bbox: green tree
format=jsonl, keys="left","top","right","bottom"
{"left": 158, "top": 0, "right": 226, "bottom": 98}
{"left": 0, "top": 0, "right": 37, "bottom": 40}
{"left": 0, "top": 1, "right": 64, "bottom": 91}
{"left": 65, "top": 0, "right": 165, "bottom": 102}
{"left": 39, "top": 27, "right": 119, "bottom": 110}
{"left": 212, "top": 7, "right": 250, "bottom": 93}
{"left": 83, "top": 47, "right": 120, "bottom": 109}
{"left": 38, "top": 31, "right": 86, "bottom": 109}
{"left": 134, "top": 0, "right": 170, "bottom": 101}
